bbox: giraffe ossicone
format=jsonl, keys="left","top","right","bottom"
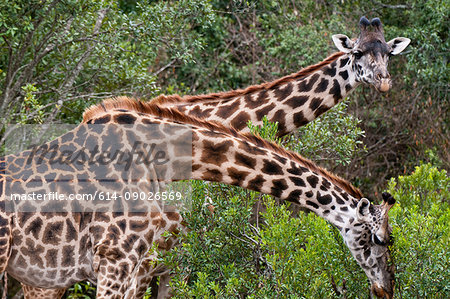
{"left": 1, "top": 99, "right": 396, "bottom": 298}
{"left": 143, "top": 16, "right": 410, "bottom": 137}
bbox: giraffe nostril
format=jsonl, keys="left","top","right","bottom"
{"left": 377, "top": 74, "right": 383, "bottom": 80}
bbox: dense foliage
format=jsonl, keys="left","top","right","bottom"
{"left": 160, "top": 125, "right": 449, "bottom": 298}
{"left": 0, "top": 0, "right": 448, "bottom": 298}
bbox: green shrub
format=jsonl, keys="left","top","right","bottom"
{"left": 162, "top": 162, "right": 449, "bottom": 298}
{"left": 388, "top": 163, "right": 449, "bottom": 298}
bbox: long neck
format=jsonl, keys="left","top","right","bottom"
{"left": 161, "top": 53, "right": 358, "bottom": 137}
{"left": 8, "top": 114, "right": 359, "bottom": 229}
{"left": 189, "top": 125, "right": 359, "bottom": 229}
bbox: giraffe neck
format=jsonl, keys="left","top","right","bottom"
{"left": 82, "top": 107, "right": 361, "bottom": 229}
{"left": 188, "top": 119, "right": 359, "bottom": 229}
{"left": 152, "top": 53, "right": 358, "bottom": 136}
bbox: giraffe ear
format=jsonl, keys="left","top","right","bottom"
{"left": 356, "top": 198, "right": 371, "bottom": 220}
{"left": 332, "top": 34, "right": 354, "bottom": 53}
{"left": 387, "top": 37, "right": 411, "bottom": 55}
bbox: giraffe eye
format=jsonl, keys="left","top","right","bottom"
{"left": 372, "top": 234, "right": 386, "bottom": 246}
{"left": 354, "top": 51, "right": 363, "bottom": 59}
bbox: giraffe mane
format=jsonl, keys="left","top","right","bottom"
{"left": 151, "top": 51, "right": 345, "bottom": 105}
{"left": 83, "top": 97, "right": 363, "bottom": 200}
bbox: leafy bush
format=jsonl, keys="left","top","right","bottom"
{"left": 162, "top": 163, "right": 449, "bottom": 298}
{"left": 388, "top": 163, "right": 449, "bottom": 298}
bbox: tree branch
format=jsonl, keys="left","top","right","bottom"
{"left": 56, "top": 8, "right": 108, "bottom": 96}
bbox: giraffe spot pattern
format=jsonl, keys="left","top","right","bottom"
{"left": 332, "top": 191, "right": 345, "bottom": 205}
{"left": 335, "top": 215, "right": 344, "bottom": 223}
{"left": 114, "top": 114, "right": 137, "bottom": 124}
{"left": 245, "top": 93, "right": 266, "bottom": 109}
{"left": 286, "top": 190, "right": 302, "bottom": 202}
{"left": 313, "top": 105, "right": 331, "bottom": 118}
{"left": 272, "top": 110, "right": 287, "bottom": 133}
{"left": 90, "top": 225, "right": 105, "bottom": 241}
{"left": 329, "top": 79, "right": 342, "bottom": 103}
{"left": 118, "top": 262, "right": 129, "bottom": 280}
{"left": 108, "top": 225, "right": 121, "bottom": 244}
{"left": 274, "top": 83, "right": 293, "bottom": 100}
{"left": 42, "top": 221, "right": 64, "bottom": 245}
{"left": 284, "top": 95, "right": 309, "bottom": 109}
{"left": 271, "top": 179, "right": 288, "bottom": 197}
{"left": 122, "top": 234, "right": 139, "bottom": 252}
{"left": 314, "top": 78, "right": 329, "bottom": 93}
{"left": 289, "top": 176, "right": 306, "bottom": 187}
{"left": 60, "top": 132, "right": 75, "bottom": 143}
{"left": 322, "top": 179, "right": 331, "bottom": 189}
{"left": 190, "top": 106, "right": 213, "bottom": 118}
{"left": 62, "top": 245, "right": 75, "bottom": 267}
{"left": 93, "top": 115, "right": 111, "bottom": 124}
{"left": 202, "top": 168, "right": 223, "bottom": 182}
{"left": 238, "top": 140, "right": 267, "bottom": 156}
{"left": 340, "top": 57, "right": 350, "bottom": 68}
{"left": 317, "top": 192, "right": 333, "bottom": 205}
{"left": 247, "top": 175, "right": 266, "bottom": 191}
{"left": 309, "top": 97, "right": 322, "bottom": 111}
{"left": 287, "top": 162, "right": 307, "bottom": 176}
{"left": 364, "top": 248, "right": 371, "bottom": 259}
{"left": 255, "top": 103, "right": 276, "bottom": 119}
{"left": 216, "top": 100, "right": 240, "bottom": 119}
{"left": 235, "top": 152, "right": 257, "bottom": 169}
{"left": 165, "top": 212, "right": 181, "bottom": 221}
{"left": 201, "top": 140, "right": 232, "bottom": 166}
{"left": 293, "top": 111, "right": 308, "bottom": 127}
{"left": 23, "top": 238, "right": 45, "bottom": 267}
{"left": 168, "top": 223, "right": 180, "bottom": 234}
{"left": 262, "top": 159, "right": 283, "bottom": 175}
{"left": 230, "top": 111, "right": 251, "bottom": 131}
{"left": 323, "top": 61, "right": 337, "bottom": 77}
{"left": 273, "top": 154, "right": 287, "bottom": 164}
{"left": 306, "top": 175, "right": 319, "bottom": 188}
{"left": 36, "top": 163, "right": 48, "bottom": 174}
{"left": 306, "top": 200, "right": 319, "bottom": 209}
{"left": 25, "top": 217, "right": 43, "bottom": 239}
{"left": 94, "top": 212, "right": 110, "bottom": 222}
{"left": 130, "top": 220, "right": 149, "bottom": 232}
{"left": 227, "top": 167, "right": 250, "bottom": 186}
{"left": 339, "top": 70, "right": 349, "bottom": 80}
{"left": 298, "top": 73, "right": 320, "bottom": 92}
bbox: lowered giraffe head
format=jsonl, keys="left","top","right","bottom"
{"left": 332, "top": 16, "right": 410, "bottom": 92}
{"left": 341, "top": 192, "right": 396, "bottom": 298}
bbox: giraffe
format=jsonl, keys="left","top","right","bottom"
{"left": 1, "top": 99, "right": 397, "bottom": 298}
{"left": 10, "top": 15, "right": 410, "bottom": 299}
{"left": 16, "top": 17, "right": 410, "bottom": 297}
{"left": 151, "top": 16, "right": 410, "bottom": 137}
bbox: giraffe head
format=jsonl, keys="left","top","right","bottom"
{"left": 332, "top": 16, "right": 410, "bottom": 92}
{"left": 341, "top": 192, "right": 396, "bottom": 298}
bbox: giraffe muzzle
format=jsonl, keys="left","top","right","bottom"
{"left": 371, "top": 282, "right": 394, "bottom": 299}
{"left": 375, "top": 73, "right": 391, "bottom": 92}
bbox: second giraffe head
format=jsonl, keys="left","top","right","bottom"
{"left": 332, "top": 16, "right": 410, "bottom": 92}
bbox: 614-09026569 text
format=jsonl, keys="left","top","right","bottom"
{"left": 8, "top": 191, "right": 184, "bottom": 202}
